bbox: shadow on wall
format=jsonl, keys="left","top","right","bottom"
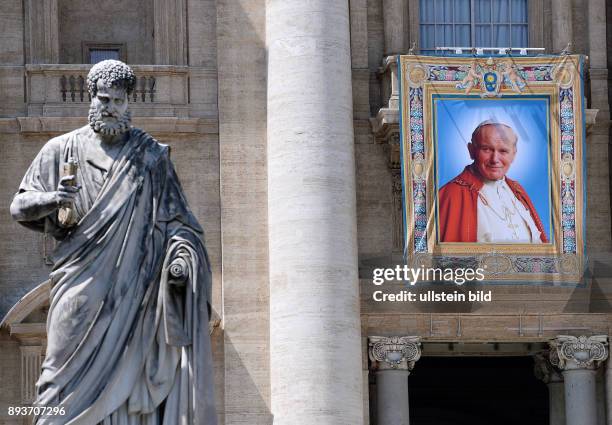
{"left": 563, "top": 260, "right": 612, "bottom": 313}
{"left": 216, "top": 0, "right": 272, "bottom": 424}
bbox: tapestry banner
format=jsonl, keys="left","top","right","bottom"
{"left": 399, "top": 54, "right": 586, "bottom": 285}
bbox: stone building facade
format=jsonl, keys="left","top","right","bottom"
{"left": 0, "top": 0, "right": 611, "bottom": 424}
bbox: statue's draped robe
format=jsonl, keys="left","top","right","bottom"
{"left": 17, "top": 126, "right": 217, "bottom": 425}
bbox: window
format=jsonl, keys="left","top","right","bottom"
{"left": 82, "top": 42, "right": 126, "bottom": 64}
{"left": 89, "top": 49, "right": 120, "bottom": 63}
{"left": 419, "top": 0, "right": 528, "bottom": 54}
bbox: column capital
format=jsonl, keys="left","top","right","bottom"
{"left": 368, "top": 336, "right": 421, "bottom": 371}
{"left": 534, "top": 353, "right": 563, "bottom": 383}
{"left": 550, "top": 335, "right": 609, "bottom": 371}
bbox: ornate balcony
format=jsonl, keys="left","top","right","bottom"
{"left": 25, "top": 64, "right": 189, "bottom": 118}
{"left": 370, "top": 55, "right": 600, "bottom": 150}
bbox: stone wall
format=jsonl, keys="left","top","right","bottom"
{"left": 216, "top": 1, "right": 271, "bottom": 424}
{"left": 0, "top": 333, "right": 21, "bottom": 425}
{"left": 0, "top": 0, "right": 26, "bottom": 117}
{"left": 58, "top": 0, "right": 155, "bottom": 64}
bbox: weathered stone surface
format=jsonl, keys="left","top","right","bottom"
{"left": 216, "top": 1, "right": 271, "bottom": 424}
{"left": 267, "top": 1, "right": 363, "bottom": 424}
{"left": 0, "top": 331, "right": 21, "bottom": 425}
{"left": 58, "top": 0, "right": 154, "bottom": 64}
{"left": 0, "top": 0, "right": 24, "bottom": 65}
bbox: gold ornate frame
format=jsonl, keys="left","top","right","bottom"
{"left": 399, "top": 55, "right": 586, "bottom": 284}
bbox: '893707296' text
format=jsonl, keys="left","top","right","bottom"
{"left": 7, "top": 406, "right": 66, "bottom": 416}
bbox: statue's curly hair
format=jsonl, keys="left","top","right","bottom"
{"left": 87, "top": 60, "right": 136, "bottom": 96}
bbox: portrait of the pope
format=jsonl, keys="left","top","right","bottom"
{"left": 438, "top": 120, "right": 549, "bottom": 244}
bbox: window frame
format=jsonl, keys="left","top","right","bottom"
{"left": 81, "top": 42, "right": 127, "bottom": 64}
{"left": 409, "top": 0, "right": 544, "bottom": 52}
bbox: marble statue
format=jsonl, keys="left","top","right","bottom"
{"left": 10, "top": 60, "right": 217, "bottom": 425}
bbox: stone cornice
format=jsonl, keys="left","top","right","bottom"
{"left": 368, "top": 336, "right": 421, "bottom": 371}
{"left": 0, "top": 117, "right": 218, "bottom": 135}
{"left": 550, "top": 335, "right": 608, "bottom": 370}
{"left": 24, "top": 64, "right": 190, "bottom": 74}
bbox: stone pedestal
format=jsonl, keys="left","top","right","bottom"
{"left": 369, "top": 336, "right": 421, "bottom": 425}
{"left": 267, "top": 1, "right": 362, "bottom": 424}
{"left": 551, "top": 336, "right": 609, "bottom": 425}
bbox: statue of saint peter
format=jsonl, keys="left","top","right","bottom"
{"left": 11, "top": 60, "right": 217, "bottom": 425}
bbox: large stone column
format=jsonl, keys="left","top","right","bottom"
{"left": 551, "top": 336, "right": 609, "bottom": 425}
{"left": 534, "top": 353, "right": 566, "bottom": 425}
{"left": 551, "top": 0, "right": 573, "bottom": 53}
{"left": 267, "top": 2, "right": 363, "bottom": 424}
{"left": 369, "top": 336, "right": 421, "bottom": 425}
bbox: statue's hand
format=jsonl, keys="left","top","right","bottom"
{"left": 168, "top": 257, "right": 189, "bottom": 286}
{"left": 54, "top": 175, "right": 80, "bottom": 207}
{"left": 10, "top": 175, "right": 80, "bottom": 222}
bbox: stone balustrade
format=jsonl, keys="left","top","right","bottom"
{"left": 58, "top": 74, "right": 156, "bottom": 104}
{"left": 25, "top": 64, "right": 189, "bottom": 118}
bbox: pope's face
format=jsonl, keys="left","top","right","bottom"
{"left": 468, "top": 125, "right": 517, "bottom": 181}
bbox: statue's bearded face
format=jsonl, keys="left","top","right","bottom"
{"left": 89, "top": 80, "right": 131, "bottom": 136}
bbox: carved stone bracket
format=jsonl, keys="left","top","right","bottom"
{"left": 368, "top": 336, "right": 421, "bottom": 371}
{"left": 585, "top": 109, "right": 599, "bottom": 134}
{"left": 550, "top": 335, "right": 609, "bottom": 370}
{"left": 534, "top": 352, "right": 563, "bottom": 384}
{"left": 370, "top": 56, "right": 400, "bottom": 157}
{"left": 386, "top": 133, "right": 401, "bottom": 170}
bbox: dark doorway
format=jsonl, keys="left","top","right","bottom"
{"left": 408, "top": 356, "right": 549, "bottom": 425}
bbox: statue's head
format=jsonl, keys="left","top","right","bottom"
{"left": 87, "top": 60, "right": 136, "bottom": 136}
